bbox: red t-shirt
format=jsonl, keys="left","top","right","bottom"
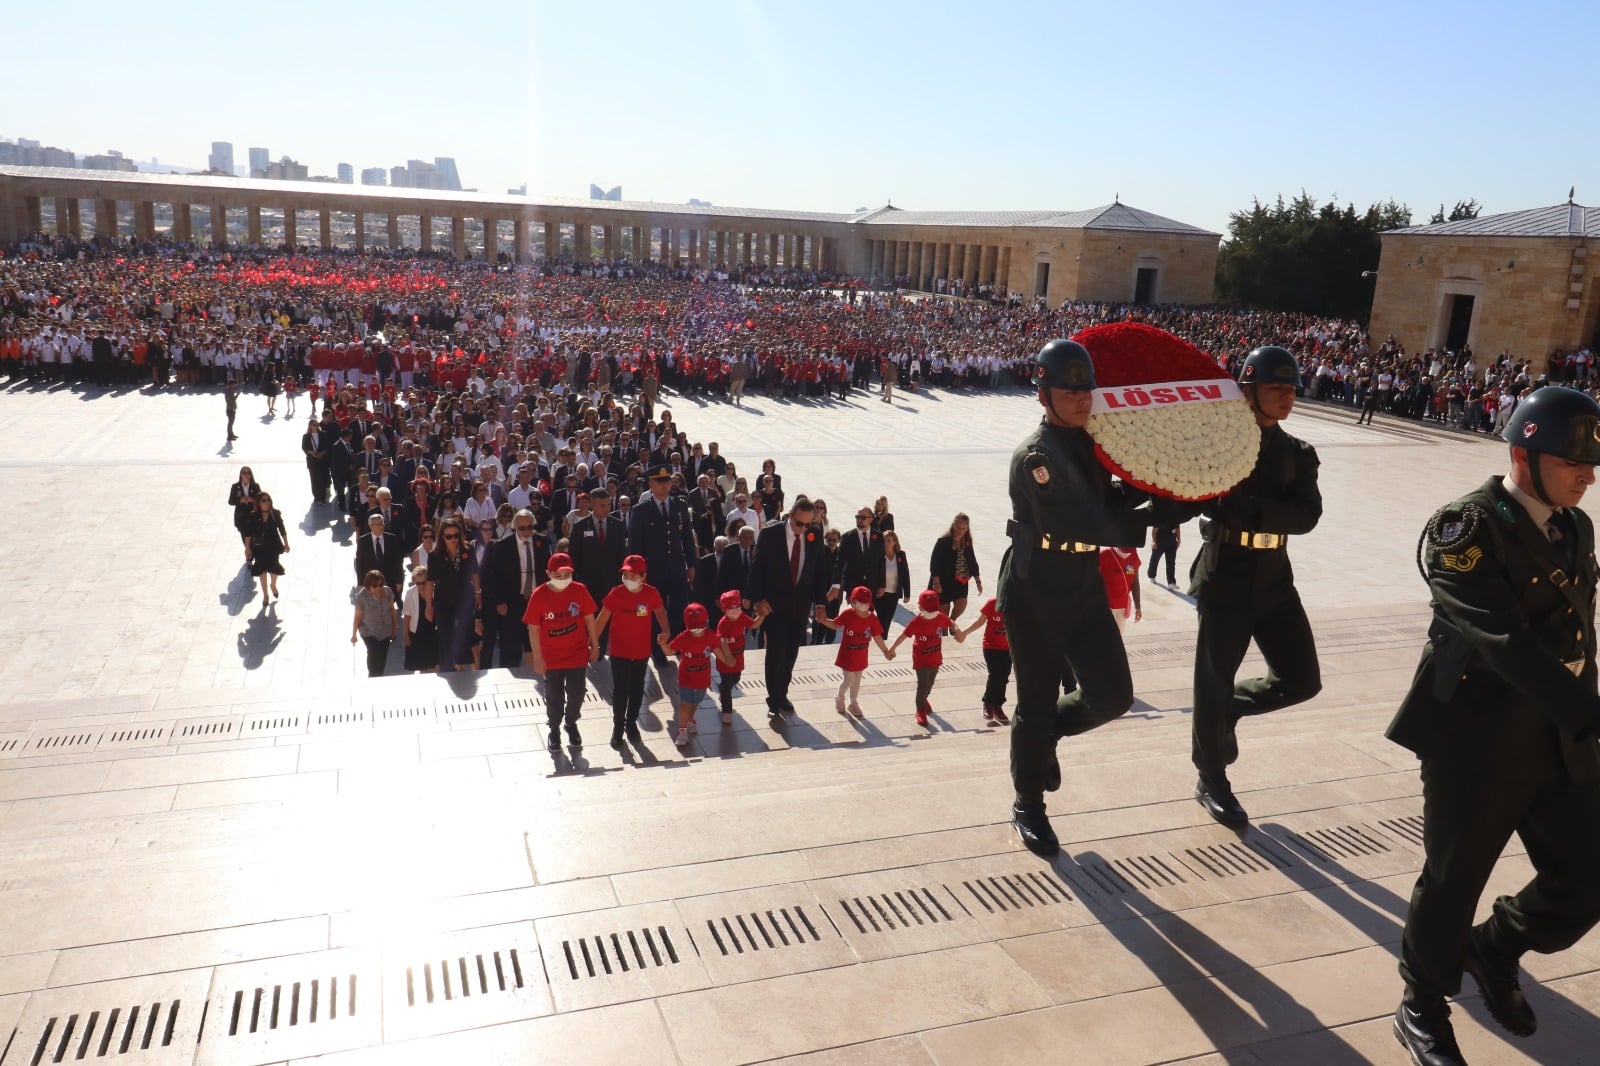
{"left": 522, "top": 582, "right": 597, "bottom": 669}
{"left": 717, "top": 612, "right": 758, "bottom": 672}
{"left": 834, "top": 609, "right": 884, "bottom": 672}
{"left": 978, "top": 597, "right": 1009, "bottom": 651}
{"left": 1098, "top": 549, "right": 1141, "bottom": 613}
{"left": 901, "top": 613, "right": 952, "bottom": 669}
{"left": 668, "top": 628, "right": 720, "bottom": 689}
{"left": 601, "top": 583, "right": 664, "bottom": 660}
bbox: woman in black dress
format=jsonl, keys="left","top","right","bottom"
{"left": 228, "top": 466, "right": 263, "bottom": 562}
{"left": 245, "top": 492, "right": 289, "bottom": 601}
{"left": 429, "top": 516, "right": 474, "bottom": 673}
{"left": 262, "top": 366, "right": 280, "bottom": 416}
{"left": 928, "top": 512, "right": 982, "bottom": 622}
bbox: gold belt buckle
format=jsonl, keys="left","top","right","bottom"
{"left": 1239, "top": 532, "right": 1283, "bottom": 549}
{"left": 1071, "top": 542, "right": 1098, "bottom": 553}
{"left": 1040, "top": 533, "right": 1052, "bottom": 551}
{"left": 1566, "top": 658, "right": 1585, "bottom": 677}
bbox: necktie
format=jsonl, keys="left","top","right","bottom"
{"left": 375, "top": 537, "right": 382, "bottom": 558}
{"left": 597, "top": 520, "right": 606, "bottom": 550}
{"left": 861, "top": 531, "right": 867, "bottom": 553}
{"left": 522, "top": 540, "right": 533, "bottom": 597}
{"left": 790, "top": 529, "right": 801, "bottom": 585}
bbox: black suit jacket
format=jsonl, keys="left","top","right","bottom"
{"left": 354, "top": 531, "right": 404, "bottom": 588}
{"left": 866, "top": 548, "right": 912, "bottom": 602}
{"left": 747, "top": 520, "right": 829, "bottom": 622}
{"left": 834, "top": 526, "right": 882, "bottom": 592}
{"left": 483, "top": 534, "right": 549, "bottom": 612}
{"left": 717, "top": 542, "right": 755, "bottom": 601}
{"left": 569, "top": 513, "right": 628, "bottom": 598}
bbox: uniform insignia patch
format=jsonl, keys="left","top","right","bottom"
{"left": 1522, "top": 422, "right": 1538, "bottom": 438}
{"left": 1032, "top": 467, "right": 1050, "bottom": 485}
{"left": 1495, "top": 501, "right": 1516, "bottom": 524}
{"left": 1439, "top": 546, "right": 1483, "bottom": 573}
{"left": 1440, "top": 521, "right": 1461, "bottom": 543}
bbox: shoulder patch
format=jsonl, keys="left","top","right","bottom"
{"left": 1426, "top": 502, "right": 1485, "bottom": 552}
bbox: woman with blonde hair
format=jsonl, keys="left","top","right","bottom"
{"left": 928, "top": 512, "right": 981, "bottom": 622}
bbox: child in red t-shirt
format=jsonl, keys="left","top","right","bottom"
{"left": 595, "top": 554, "right": 669, "bottom": 749}
{"left": 890, "top": 589, "right": 966, "bottom": 726}
{"left": 661, "top": 603, "right": 729, "bottom": 748}
{"left": 958, "top": 596, "right": 1011, "bottom": 725}
{"left": 715, "top": 589, "right": 764, "bottom": 725}
{"left": 521, "top": 552, "right": 598, "bottom": 749}
{"left": 1098, "top": 547, "right": 1143, "bottom": 632}
{"left": 283, "top": 374, "right": 299, "bottom": 417}
{"left": 815, "top": 586, "right": 894, "bottom": 717}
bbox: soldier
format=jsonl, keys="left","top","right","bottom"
{"left": 1389, "top": 386, "right": 1600, "bottom": 1066}
{"left": 626, "top": 464, "right": 697, "bottom": 666}
{"left": 1190, "top": 345, "right": 1323, "bottom": 829}
{"left": 1000, "top": 339, "right": 1165, "bottom": 857}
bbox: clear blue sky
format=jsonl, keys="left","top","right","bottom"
{"left": 3, "top": 0, "right": 1594, "bottom": 234}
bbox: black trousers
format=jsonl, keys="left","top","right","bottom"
{"left": 982, "top": 648, "right": 1012, "bottom": 707}
{"left": 495, "top": 601, "right": 529, "bottom": 668}
{"left": 1147, "top": 542, "right": 1178, "bottom": 584}
{"left": 1191, "top": 569, "right": 1321, "bottom": 781}
{"left": 1401, "top": 765, "right": 1600, "bottom": 1001}
{"left": 610, "top": 656, "right": 647, "bottom": 726}
{"left": 874, "top": 594, "right": 901, "bottom": 637}
{"left": 361, "top": 636, "right": 390, "bottom": 677}
{"left": 1006, "top": 553, "right": 1134, "bottom": 803}
{"left": 718, "top": 670, "right": 741, "bottom": 714}
{"left": 543, "top": 667, "right": 586, "bottom": 728}
{"left": 763, "top": 610, "right": 806, "bottom": 710}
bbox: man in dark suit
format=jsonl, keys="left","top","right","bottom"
{"left": 688, "top": 474, "right": 725, "bottom": 550}
{"left": 569, "top": 489, "right": 628, "bottom": 648}
{"left": 747, "top": 496, "right": 829, "bottom": 718}
{"left": 354, "top": 512, "right": 404, "bottom": 599}
{"left": 694, "top": 538, "right": 724, "bottom": 627}
{"left": 482, "top": 508, "right": 548, "bottom": 669}
{"left": 627, "top": 465, "right": 697, "bottom": 664}
{"left": 833, "top": 505, "right": 881, "bottom": 601}
{"left": 1389, "top": 387, "right": 1600, "bottom": 1065}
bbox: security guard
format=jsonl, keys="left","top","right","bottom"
{"left": 1389, "top": 386, "right": 1600, "bottom": 1066}
{"left": 1001, "top": 338, "right": 1165, "bottom": 857}
{"left": 626, "top": 464, "right": 698, "bottom": 664}
{"left": 1190, "top": 345, "right": 1322, "bottom": 829}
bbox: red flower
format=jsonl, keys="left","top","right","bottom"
{"left": 1072, "top": 322, "right": 1230, "bottom": 387}
{"left": 806, "top": 532, "right": 816, "bottom": 542}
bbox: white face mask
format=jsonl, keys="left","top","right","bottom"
{"left": 853, "top": 603, "right": 871, "bottom": 615}
{"left": 690, "top": 627, "right": 706, "bottom": 636}
{"left": 622, "top": 576, "right": 644, "bottom": 592}
{"left": 918, "top": 609, "right": 939, "bottom": 621}
{"left": 724, "top": 607, "right": 742, "bottom": 620}
{"left": 547, "top": 575, "right": 573, "bottom": 591}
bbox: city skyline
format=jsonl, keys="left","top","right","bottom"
{"left": 3, "top": 0, "right": 1598, "bottom": 233}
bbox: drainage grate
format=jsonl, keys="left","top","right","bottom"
{"left": 376, "top": 705, "right": 432, "bottom": 723}
{"left": 559, "top": 927, "right": 681, "bottom": 980}
{"left": 405, "top": 949, "right": 525, "bottom": 1006}
{"left": 29, "top": 730, "right": 100, "bottom": 753}
{"left": 1380, "top": 816, "right": 1425, "bottom": 848}
{"left": 103, "top": 727, "right": 164, "bottom": 744}
{"left": 702, "top": 907, "right": 821, "bottom": 956}
{"left": 1288, "top": 824, "right": 1392, "bottom": 862}
{"left": 495, "top": 696, "right": 542, "bottom": 714}
{"left": 437, "top": 700, "right": 495, "bottom": 719}
{"left": 835, "top": 888, "right": 956, "bottom": 934}
{"left": 0, "top": 734, "right": 24, "bottom": 755}
{"left": 27, "top": 999, "right": 180, "bottom": 1064}
{"left": 226, "top": 973, "right": 357, "bottom": 1035}
{"left": 175, "top": 718, "right": 236, "bottom": 740}
{"left": 959, "top": 871, "right": 1073, "bottom": 913}
{"left": 1077, "top": 854, "right": 1189, "bottom": 895}
{"left": 1182, "top": 840, "right": 1295, "bottom": 879}
{"left": 240, "top": 712, "right": 306, "bottom": 738}
{"left": 313, "top": 711, "right": 368, "bottom": 729}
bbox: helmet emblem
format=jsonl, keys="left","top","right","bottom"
{"left": 1522, "top": 422, "right": 1538, "bottom": 438}
{"left": 1242, "top": 364, "right": 1255, "bottom": 379}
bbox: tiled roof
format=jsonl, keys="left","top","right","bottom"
{"left": 1389, "top": 202, "right": 1599, "bottom": 238}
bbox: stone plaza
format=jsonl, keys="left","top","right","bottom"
{"left": 1, "top": 379, "right": 1599, "bottom": 1064}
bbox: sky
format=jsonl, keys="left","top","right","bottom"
{"left": 3, "top": 0, "right": 1596, "bottom": 235}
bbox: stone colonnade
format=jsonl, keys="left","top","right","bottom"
{"left": 864, "top": 236, "right": 1012, "bottom": 293}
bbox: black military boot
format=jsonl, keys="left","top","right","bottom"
{"left": 1464, "top": 912, "right": 1536, "bottom": 1036}
{"left": 1195, "top": 775, "right": 1248, "bottom": 830}
{"left": 1044, "top": 754, "right": 1061, "bottom": 792}
{"left": 1392, "top": 995, "right": 1467, "bottom": 1066}
{"left": 1012, "top": 801, "right": 1059, "bottom": 857}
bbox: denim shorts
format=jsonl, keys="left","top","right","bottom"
{"left": 678, "top": 687, "right": 707, "bottom": 705}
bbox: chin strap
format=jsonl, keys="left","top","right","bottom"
{"left": 1528, "top": 458, "right": 1557, "bottom": 508}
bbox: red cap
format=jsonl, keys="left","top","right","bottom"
{"left": 718, "top": 589, "right": 743, "bottom": 610}
{"left": 548, "top": 552, "right": 573, "bottom": 573}
{"left": 621, "top": 554, "right": 647, "bottom": 574}
{"left": 850, "top": 585, "right": 873, "bottom": 604}
{"left": 684, "top": 603, "right": 709, "bottom": 628}
{"left": 918, "top": 589, "right": 942, "bottom": 612}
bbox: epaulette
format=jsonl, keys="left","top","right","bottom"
{"left": 1425, "top": 500, "right": 1487, "bottom": 552}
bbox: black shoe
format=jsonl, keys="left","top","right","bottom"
{"left": 1044, "top": 755, "right": 1061, "bottom": 792}
{"left": 1012, "top": 803, "right": 1060, "bottom": 857}
{"left": 1195, "top": 777, "right": 1249, "bottom": 829}
{"left": 547, "top": 728, "right": 561, "bottom": 750}
{"left": 1464, "top": 922, "right": 1536, "bottom": 1036}
{"left": 1392, "top": 999, "right": 1467, "bottom": 1066}
{"left": 609, "top": 728, "right": 625, "bottom": 750}
{"left": 624, "top": 722, "right": 642, "bottom": 744}
{"left": 565, "top": 725, "right": 582, "bottom": 748}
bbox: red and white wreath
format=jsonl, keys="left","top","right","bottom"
{"left": 1073, "top": 322, "right": 1260, "bottom": 501}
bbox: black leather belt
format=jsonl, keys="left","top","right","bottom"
{"left": 1039, "top": 535, "right": 1098, "bottom": 553}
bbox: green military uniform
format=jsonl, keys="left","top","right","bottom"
{"left": 1000, "top": 417, "right": 1152, "bottom": 804}
{"left": 1190, "top": 423, "right": 1323, "bottom": 782}
{"left": 1391, "top": 476, "right": 1600, "bottom": 1005}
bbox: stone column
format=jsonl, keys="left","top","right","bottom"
{"left": 965, "top": 244, "right": 981, "bottom": 288}
{"left": 451, "top": 216, "right": 466, "bottom": 259}
{"left": 26, "top": 195, "right": 45, "bottom": 237}
{"left": 907, "top": 242, "right": 923, "bottom": 288}
{"left": 950, "top": 244, "right": 967, "bottom": 286}
{"left": 483, "top": 217, "right": 497, "bottom": 260}
{"left": 514, "top": 217, "right": 529, "bottom": 261}
{"left": 54, "top": 196, "right": 75, "bottom": 237}
{"left": 543, "top": 221, "right": 557, "bottom": 258}
{"left": 665, "top": 227, "right": 677, "bottom": 264}
{"left": 248, "top": 204, "right": 263, "bottom": 246}
{"left": 282, "top": 207, "right": 296, "bottom": 247}
{"left": 95, "top": 199, "right": 117, "bottom": 239}
{"left": 320, "top": 209, "right": 333, "bottom": 249}
{"left": 353, "top": 210, "right": 366, "bottom": 251}
{"left": 603, "top": 224, "right": 617, "bottom": 262}
{"left": 173, "top": 202, "right": 191, "bottom": 243}
{"left": 979, "top": 245, "right": 997, "bottom": 286}
{"left": 574, "top": 222, "right": 591, "bottom": 261}
{"left": 418, "top": 213, "right": 433, "bottom": 252}
{"left": 211, "top": 203, "right": 228, "bottom": 248}
{"left": 894, "top": 241, "right": 910, "bottom": 278}
{"left": 684, "top": 229, "right": 696, "bottom": 264}
{"left": 934, "top": 243, "right": 950, "bottom": 285}
{"left": 134, "top": 201, "right": 155, "bottom": 240}
{"left": 997, "top": 246, "right": 1012, "bottom": 294}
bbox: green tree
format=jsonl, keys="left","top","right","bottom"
{"left": 1428, "top": 198, "right": 1483, "bottom": 224}
{"left": 1214, "top": 193, "right": 1412, "bottom": 322}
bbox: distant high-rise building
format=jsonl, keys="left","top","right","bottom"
{"left": 208, "top": 141, "right": 234, "bottom": 175}
{"left": 687, "top": 197, "right": 712, "bottom": 207}
{"left": 590, "top": 184, "right": 622, "bottom": 201}
{"left": 262, "top": 156, "right": 308, "bottom": 181}
{"left": 337, "top": 163, "right": 354, "bottom": 184}
{"left": 2, "top": 141, "right": 75, "bottom": 168}
{"left": 405, "top": 159, "right": 444, "bottom": 189}
{"left": 507, "top": 184, "right": 527, "bottom": 196}
{"left": 361, "top": 167, "right": 387, "bottom": 186}
{"left": 82, "top": 150, "right": 137, "bottom": 173}
{"left": 248, "top": 147, "right": 269, "bottom": 177}
{"left": 390, "top": 165, "right": 409, "bottom": 188}
{"left": 433, "top": 157, "right": 462, "bottom": 191}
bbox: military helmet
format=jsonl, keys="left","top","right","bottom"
{"left": 1033, "top": 339, "right": 1096, "bottom": 391}
{"left": 1238, "top": 345, "right": 1302, "bottom": 387}
{"left": 1502, "top": 386, "right": 1600, "bottom": 464}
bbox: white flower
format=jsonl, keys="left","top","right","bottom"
{"left": 1088, "top": 398, "right": 1259, "bottom": 500}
